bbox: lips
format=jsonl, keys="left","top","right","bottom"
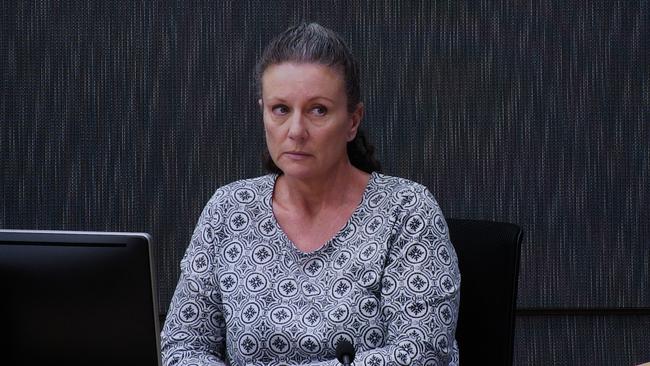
{"left": 284, "top": 151, "right": 311, "bottom": 159}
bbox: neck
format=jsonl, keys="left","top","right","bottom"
{"left": 274, "top": 162, "right": 369, "bottom": 216}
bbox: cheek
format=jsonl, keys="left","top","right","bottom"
{"left": 263, "top": 121, "right": 281, "bottom": 150}
{"left": 326, "top": 120, "right": 353, "bottom": 146}
{"left": 262, "top": 116, "right": 272, "bottom": 138}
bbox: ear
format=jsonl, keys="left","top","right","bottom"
{"left": 258, "top": 99, "right": 263, "bottom": 109}
{"left": 347, "top": 102, "right": 364, "bottom": 141}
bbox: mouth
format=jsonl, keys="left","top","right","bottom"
{"left": 284, "top": 151, "right": 312, "bottom": 159}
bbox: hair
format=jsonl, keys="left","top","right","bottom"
{"left": 256, "top": 22, "right": 381, "bottom": 174}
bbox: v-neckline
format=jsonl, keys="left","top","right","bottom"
{"left": 267, "top": 172, "right": 376, "bottom": 255}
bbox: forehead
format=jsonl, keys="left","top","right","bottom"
{"left": 261, "top": 62, "right": 345, "bottom": 100}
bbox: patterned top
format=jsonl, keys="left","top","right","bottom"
{"left": 161, "top": 172, "right": 460, "bottom": 366}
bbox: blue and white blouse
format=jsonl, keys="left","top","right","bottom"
{"left": 161, "top": 172, "right": 460, "bottom": 366}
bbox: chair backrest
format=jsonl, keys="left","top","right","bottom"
{"left": 446, "top": 218, "right": 523, "bottom": 366}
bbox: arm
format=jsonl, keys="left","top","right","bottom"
{"left": 314, "top": 189, "right": 461, "bottom": 366}
{"left": 161, "top": 196, "right": 228, "bottom": 366}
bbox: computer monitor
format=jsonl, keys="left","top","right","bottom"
{"left": 0, "top": 230, "right": 161, "bottom": 366}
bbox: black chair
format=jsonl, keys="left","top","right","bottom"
{"left": 446, "top": 219, "right": 523, "bottom": 366}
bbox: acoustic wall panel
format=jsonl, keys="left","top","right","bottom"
{"left": 514, "top": 314, "right": 650, "bottom": 365}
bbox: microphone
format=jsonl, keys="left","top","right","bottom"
{"left": 335, "top": 339, "right": 356, "bottom": 366}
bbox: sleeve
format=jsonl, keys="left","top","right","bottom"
{"left": 314, "top": 189, "right": 461, "bottom": 366}
{"left": 160, "top": 194, "right": 229, "bottom": 366}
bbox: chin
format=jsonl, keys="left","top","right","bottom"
{"left": 277, "top": 163, "right": 323, "bottom": 180}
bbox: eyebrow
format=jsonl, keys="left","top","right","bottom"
{"left": 264, "top": 96, "right": 336, "bottom": 104}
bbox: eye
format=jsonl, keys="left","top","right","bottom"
{"left": 271, "top": 104, "right": 289, "bottom": 115}
{"left": 311, "top": 105, "right": 327, "bottom": 116}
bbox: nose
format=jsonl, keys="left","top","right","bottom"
{"left": 287, "top": 111, "right": 308, "bottom": 142}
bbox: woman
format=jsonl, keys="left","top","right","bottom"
{"left": 161, "top": 23, "right": 460, "bottom": 366}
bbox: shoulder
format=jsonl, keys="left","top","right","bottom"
{"left": 213, "top": 174, "right": 275, "bottom": 197}
{"left": 197, "top": 174, "right": 275, "bottom": 221}
{"left": 206, "top": 174, "right": 275, "bottom": 206}
{"left": 369, "top": 173, "right": 449, "bottom": 242}
{"left": 372, "top": 172, "right": 441, "bottom": 213}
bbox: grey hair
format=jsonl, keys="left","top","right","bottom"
{"left": 255, "top": 22, "right": 361, "bottom": 113}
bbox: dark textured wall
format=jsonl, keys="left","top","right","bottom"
{"left": 1, "top": 1, "right": 648, "bottom": 364}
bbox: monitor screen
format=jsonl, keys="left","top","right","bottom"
{"left": 0, "top": 230, "right": 161, "bottom": 366}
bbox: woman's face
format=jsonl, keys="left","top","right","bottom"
{"left": 260, "top": 62, "right": 363, "bottom": 180}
